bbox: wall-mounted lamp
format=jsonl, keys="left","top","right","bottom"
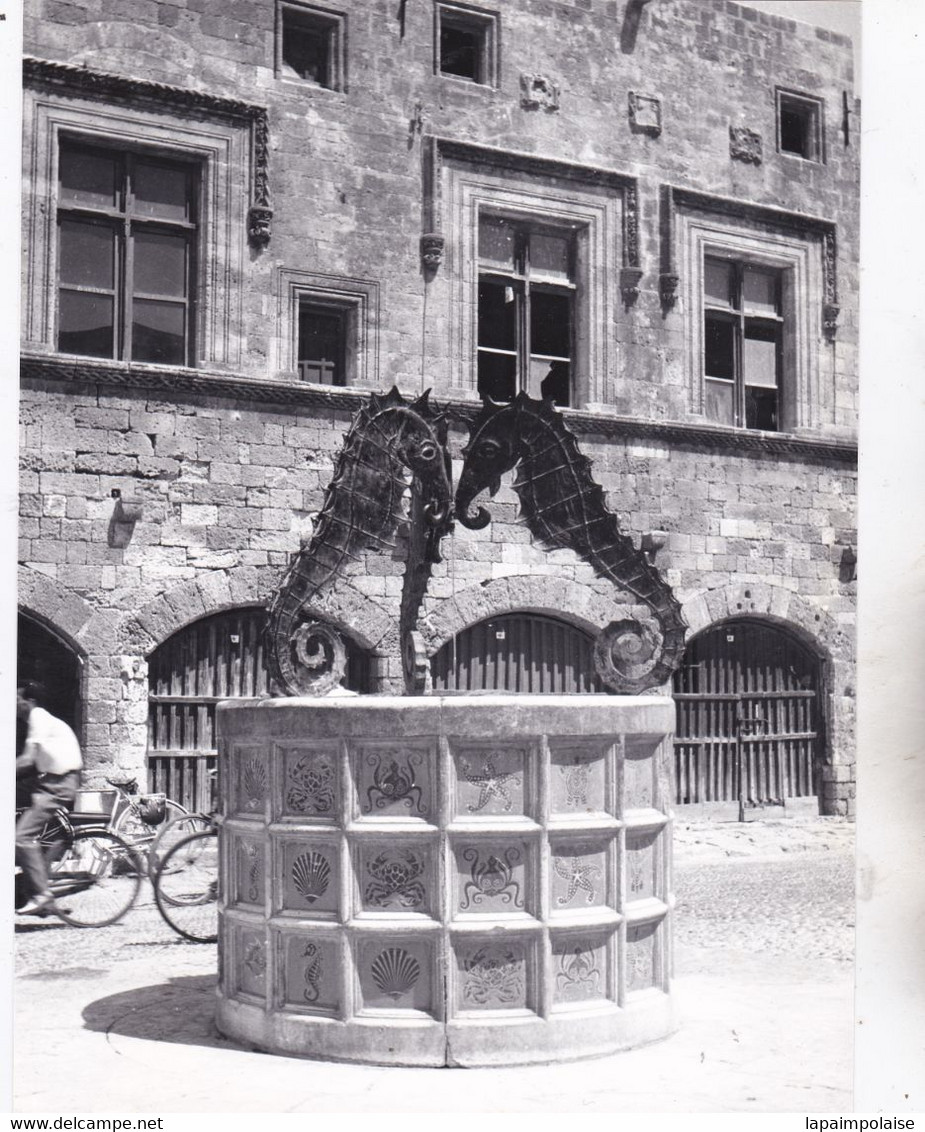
{"left": 108, "top": 488, "right": 143, "bottom": 548}
{"left": 641, "top": 529, "right": 668, "bottom": 565}
{"left": 839, "top": 545, "right": 857, "bottom": 584}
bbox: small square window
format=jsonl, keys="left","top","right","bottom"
{"left": 298, "top": 302, "right": 348, "bottom": 385}
{"left": 278, "top": 3, "right": 346, "bottom": 91}
{"left": 777, "top": 91, "right": 823, "bottom": 161}
{"left": 436, "top": 3, "right": 498, "bottom": 87}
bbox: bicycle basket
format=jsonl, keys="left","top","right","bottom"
{"left": 136, "top": 792, "right": 168, "bottom": 826}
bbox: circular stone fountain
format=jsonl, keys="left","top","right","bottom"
{"left": 214, "top": 693, "right": 676, "bottom": 1067}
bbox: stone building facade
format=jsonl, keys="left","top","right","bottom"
{"left": 19, "top": 0, "right": 858, "bottom": 818}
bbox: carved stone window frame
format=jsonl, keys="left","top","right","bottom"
{"left": 429, "top": 138, "right": 638, "bottom": 410}
{"left": 776, "top": 88, "right": 825, "bottom": 164}
{"left": 22, "top": 60, "right": 269, "bottom": 371}
{"left": 276, "top": 1, "right": 348, "bottom": 92}
{"left": 434, "top": 2, "right": 501, "bottom": 88}
{"left": 274, "top": 269, "right": 379, "bottom": 389}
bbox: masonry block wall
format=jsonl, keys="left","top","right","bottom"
{"left": 20, "top": 0, "right": 858, "bottom": 815}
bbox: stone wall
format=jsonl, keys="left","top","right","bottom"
{"left": 19, "top": 0, "right": 858, "bottom": 814}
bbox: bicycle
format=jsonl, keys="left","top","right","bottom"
{"left": 87, "top": 777, "right": 203, "bottom": 874}
{"left": 14, "top": 807, "right": 143, "bottom": 927}
{"left": 152, "top": 823, "right": 219, "bottom": 943}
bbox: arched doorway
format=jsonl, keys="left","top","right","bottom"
{"left": 17, "top": 612, "right": 82, "bottom": 740}
{"left": 672, "top": 618, "right": 823, "bottom": 819}
{"left": 430, "top": 612, "right": 606, "bottom": 693}
{"left": 147, "top": 607, "right": 373, "bottom": 811}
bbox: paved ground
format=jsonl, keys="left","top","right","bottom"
{"left": 12, "top": 817, "right": 855, "bottom": 1113}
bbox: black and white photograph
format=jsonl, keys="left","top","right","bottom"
{"left": 7, "top": 0, "right": 923, "bottom": 1118}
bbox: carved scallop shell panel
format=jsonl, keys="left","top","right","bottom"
{"left": 357, "top": 939, "right": 433, "bottom": 1013}
{"left": 453, "top": 841, "right": 531, "bottom": 916}
{"left": 279, "top": 840, "right": 339, "bottom": 915}
{"left": 280, "top": 745, "right": 339, "bottom": 821}
{"left": 625, "top": 920, "right": 660, "bottom": 994}
{"left": 549, "top": 840, "right": 610, "bottom": 912}
{"left": 233, "top": 747, "right": 269, "bottom": 818}
{"left": 551, "top": 932, "right": 611, "bottom": 1006}
{"left": 358, "top": 843, "right": 433, "bottom": 915}
{"left": 626, "top": 829, "right": 660, "bottom": 902}
{"left": 550, "top": 746, "right": 608, "bottom": 817}
{"left": 454, "top": 937, "right": 531, "bottom": 1013}
{"left": 453, "top": 745, "right": 527, "bottom": 819}
{"left": 280, "top": 932, "right": 339, "bottom": 1015}
{"left": 353, "top": 742, "right": 435, "bottom": 822}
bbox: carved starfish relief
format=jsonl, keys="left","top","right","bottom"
{"left": 554, "top": 855, "right": 603, "bottom": 905}
{"left": 461, "top": 754, "right": 522, "bottom": 814}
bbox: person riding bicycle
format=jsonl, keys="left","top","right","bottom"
{"left": 15, "top": 682, "right": 83, "bottom": 916}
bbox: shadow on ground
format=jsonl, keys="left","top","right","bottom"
{"left": 82, "top": 975, "right": 245, "bottom": 1052}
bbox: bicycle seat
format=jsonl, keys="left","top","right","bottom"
{"left": 105, "top": 777, "right": 138, "bottom": 791}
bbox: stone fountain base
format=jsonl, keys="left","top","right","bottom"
{"left": 214, "top": 694, "right": 677, "bottom": 1067}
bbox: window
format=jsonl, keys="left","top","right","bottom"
{"left": 278, "top": 3, "right": 346, "bottom": 90}
{"left": 477, "top": 215, "right": 575, "bottom": 406}
{"left": 298, "top": 302, "right": 346, "bottom": 384}
{"left": 703, "top": 257, "right": 783, "bottom": 431}
{"left": 436, "top": 3, "right": 498, "bottom": 86}
{"left": 57, "top": 141, "right": 198, "bottom": 366}
{"left": 777, "top": 91, "right": 823, "bottom": 161}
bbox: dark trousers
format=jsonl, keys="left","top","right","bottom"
{"left": 15, "top": 772, "right": 81, "bottom": 902}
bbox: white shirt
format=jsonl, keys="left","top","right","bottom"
{"left": 23, "top": 707, "right": 83, "bottom": 775}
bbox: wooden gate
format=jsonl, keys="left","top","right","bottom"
{"left": 430, "top": 612, "right": 605, "bottom": 694}
{"left": 147, "top": 607, "right": 372, "bottom": 811}
{"left": 672, "top": 618, "right": 822, "bottom": 819}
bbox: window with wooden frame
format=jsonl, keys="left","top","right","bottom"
{"left": 278, "top": 2, "right": 346, "bottom": 90}
{"left": 436, "top": 3, "right": 498, "bottom": 86}
{"left": 57, "top": 141, "right": 198, "bottom": 366}
{"left": 297, "top": 300, "right": 348, "bottom": 385}
{"left": 777, "top": 90, "right": 824, "bottom": 162}
{"left": 477, "top": 214, "right": 575, "bottom": 407}
{"left": 703, "top": 256, "right": 783, "bottom": 431}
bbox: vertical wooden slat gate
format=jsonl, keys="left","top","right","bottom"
{"left": 430, "top": 612, "right": 605, "bottom": 694}
{"left": 147, "top": 608, "right": 372, "bottom": 812}
{"left": 672, "top": 618, "right": 821, "bottom": 819}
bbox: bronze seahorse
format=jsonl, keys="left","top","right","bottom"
{"left": 455, "top": 393, "right": 686, "bottom": 693}
{"left": 267, "top": 387, "right": 453, "bottom": 696}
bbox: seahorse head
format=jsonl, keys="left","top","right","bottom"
{"left": 389, "top": 390, "right": 454, "bottom": 533}
{"left": 455, "top": 396, "right": 521, "bottom": 529}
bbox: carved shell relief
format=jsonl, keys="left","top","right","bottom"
{"left": 291, "top": 850, "right": 332, "bottom": 906}
{"left": 239, "top": 752, "right": 268, "bottom": 813}
{"left": 369, "top": 946, "right": 422, "bottom": 1002}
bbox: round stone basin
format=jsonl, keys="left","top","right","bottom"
{"left": 214, "top": 694, "right": 676, "bottom": 1067}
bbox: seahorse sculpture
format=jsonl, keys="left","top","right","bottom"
{"left": 267, "top": 387, "right": 453, "bottom": 696}
{"left": 455, "top": 392, "right": 687, "bottom": 693}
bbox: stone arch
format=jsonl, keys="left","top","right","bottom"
{"left": 17, "top": 565, "right": 94, "bottom": 657}
{"left": 419, "top": 574, "right": 619, "bottom": 656}
{"left": 123, "top": 568, "right": 395, "bottom": 657}
{"left": 678, "top": 581, "right": 855, "bottom": 809}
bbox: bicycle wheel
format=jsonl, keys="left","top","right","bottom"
{"left": 150, "top": 812, "right": 213, "bottom": 876}
{"left": 153, "top": 830, "right": 219, "bottom": 943}
{"left": 113, "top": 797, "right": 189, "bottom": 852}
{"left": 49, "top": 829, "right": 143, "bottom": 928}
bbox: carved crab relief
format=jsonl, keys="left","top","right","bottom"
{"left": 285, "top": 750, "right": 336, "bottom": 817}
{"left": 461, "top": 943, "right": 526, "bottom": 1008}
{"left": 363, "top": 848, "right": 427, "bottom": 911}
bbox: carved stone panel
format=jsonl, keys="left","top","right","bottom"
{"left": 452, "top": 745, "right": 528, "bottom": 819}
{"left": 626, "top": 920, "right": 660, "bottom": 994}
{"left": 623, "top": 736, "right": 660, "bottom": 812}
{"left": 278, "top": 838, "right": 339, "bottom": 917}
{"left": 236, "top": 927, "right": 268, "bottom": 1001}
{"left": 550, "top": 745, "right": 609, "bottom": 818}
{"left": 551, "top": 932, "right": 612, "bottom": 1006}
{"left": 453, "top": 840, "right": 532, "bottom": 917}
{"left": 232, "top": 746, "right": 269, "bottom": 820}
{"left": 278, "top": 744, "right": 339, "bottom": 822}
{"left": 628, "top": 91, "right": 662, "bottom": 136}
{"left": 353, "top": 741, "right": 435, "bottom": 822}
{"left": 231, "top": 834, "right": 265, "bottom": 908}
{"left": 626, "top": 829, "right": 660, "bottom": 902}
{"left": 549, "top": 838, "right": 611, "bottom": 913}
{"left": 278, "top": 932, "right": 340, "bottom": 1016}
{"left": 729, "top": 125, "right": 763, "bottom": 164}
{"left": 455, "top": 937, "right": 532, "bottom": 1013}
{"left": 357, "top": 937, "right": 435, "bottom": 1015}
{"left": 357, "top": 841, "right": 434, "bottom": 916}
